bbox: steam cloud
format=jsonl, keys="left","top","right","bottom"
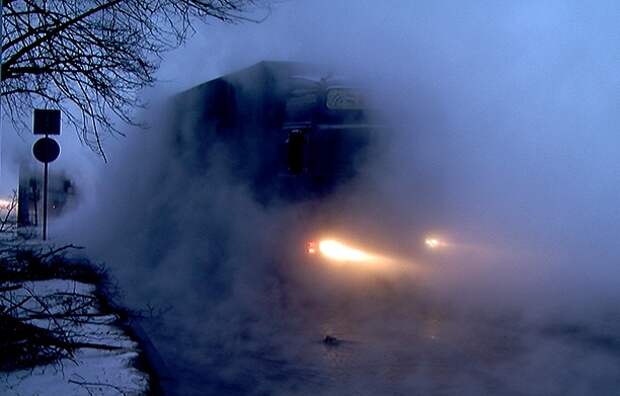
{"left": 56, "top": 1, "right": 620, "bottom": 395}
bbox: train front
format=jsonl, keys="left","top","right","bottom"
{"left": 277, "top": 75, "right": 448, "bottom": 275}
{"left": 278, "top": 76, "right": 379, "bottom": 197}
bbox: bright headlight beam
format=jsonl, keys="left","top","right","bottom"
{"left": 318, "top": 239, "right": 374, "bottom": 262}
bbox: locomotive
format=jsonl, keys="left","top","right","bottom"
{"left": 170, "top": 61, "right": 379, "bottom": 204}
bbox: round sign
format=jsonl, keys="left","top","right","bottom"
{"left": 33, "top": 137, "right": 60, "bottom": 163}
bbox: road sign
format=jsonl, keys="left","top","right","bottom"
{"left": 33, "top": 109, "right": 61, "bottom": 135}
{"left": 32, "top": 109, "right": 62, "bottom": 241}
{"left": 33, "top": 137, "right": 60, "bottom": 163}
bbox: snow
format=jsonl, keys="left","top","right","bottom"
{"left": 0, "top": 279, "right": 149, "bottom": 395}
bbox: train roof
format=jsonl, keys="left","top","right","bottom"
{"left": 176, "top": 61, "right": 326, "bottom": 98}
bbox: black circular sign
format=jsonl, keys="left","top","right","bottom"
{"left": 33, "top": 137, "right": 60, "bottom": 163}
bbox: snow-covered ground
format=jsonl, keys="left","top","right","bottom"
{"left": 0, "top": 279, "right": 149, "bottom": 396}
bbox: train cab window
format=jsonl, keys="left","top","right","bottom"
{"left": 287, "top": 129, "right": 305, "bottom": 175}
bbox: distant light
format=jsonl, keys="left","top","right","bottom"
{"left": 425, "top": 237, "right": 443, "bottom": 249}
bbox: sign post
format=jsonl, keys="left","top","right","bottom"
{"left": 32, "top": 109, "right": 61, "bottom": 240}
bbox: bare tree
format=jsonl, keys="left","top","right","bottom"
{"left": 1, "top": 0, "right": 266, "bottom": 160}
{"left": 0, "top": 190, "right": 17, "bottom": 232}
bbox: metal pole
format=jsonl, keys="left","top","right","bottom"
{"left": 43, "top": 161, "right": 48, "bottom": 240}
{"left": 0, "top": 0, "right": 4, "bottom": 179}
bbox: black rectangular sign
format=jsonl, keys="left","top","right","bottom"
{"left": 33, "top": 109, "right": 61, "bottom": 135}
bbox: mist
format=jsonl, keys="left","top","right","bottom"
{"left": 54, "top": 1, "right": 620, "bottom": 394}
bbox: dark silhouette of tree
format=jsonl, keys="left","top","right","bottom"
{"left": 1, "top": 0, "right": 265, "bottom": 160}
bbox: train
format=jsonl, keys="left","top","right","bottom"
{"left": 169, "top": 61, "right": 380, "bottom": 204}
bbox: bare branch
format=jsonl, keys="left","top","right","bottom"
{"left": 0, "top": 191, "right": 18, "bottom": 233}
{"left": 2, "top": 0, "right": 265, "bottom": 159}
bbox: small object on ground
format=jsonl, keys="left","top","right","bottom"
{"left": 323, "top": 335, "right": 341, "bottom": 346}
